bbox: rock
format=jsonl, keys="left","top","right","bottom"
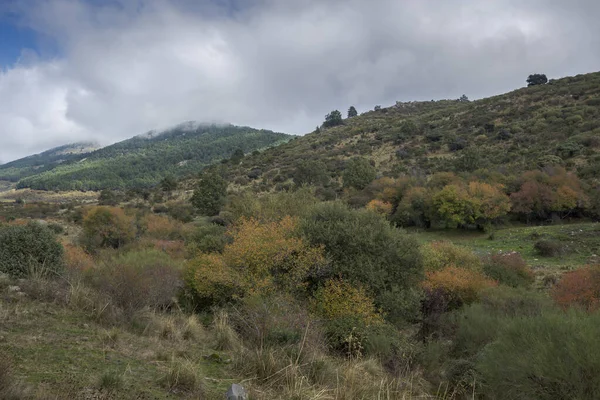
{"left": 226, "top": 384, "right": 247, "bottom": 400}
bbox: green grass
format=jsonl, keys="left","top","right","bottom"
{"left": 0, "top": 294, "right": 234, "bottom": 399}
{"left": 411, "top": 221, "right": 600, "bottom": 271}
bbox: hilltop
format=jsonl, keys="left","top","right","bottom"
{"left": 222, "top": 72, "right": 600, "bottom": 192}
{"left": 8, "top": 123, "right": 291, "bottom": 191}
{"left": 0, "top": 142, "right": 100, "bottom": 183}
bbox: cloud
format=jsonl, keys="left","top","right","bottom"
{"left": 0, "top": 0, "right": 599, "bottom": 162}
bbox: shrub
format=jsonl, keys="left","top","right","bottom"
{"left": 184, "top": 252, "right": 242, "bottom": 309}
{"left": 392, "top": 186, "right": 431, "bottom": 228}
{"left": 552, "top": 265, "right": 600, "bottom": 311}
{"left": 160, "top": 359, "right": 203, "bottom": 394}
{"left": 365, "top": 199, "right": 393, "bottom": 216}
{"left": 165, "top": 201, "right": 195, "bottom": 222}
{"left": 184, "top": 216, "right": 325, "bottom": 309}
{"left": 476, "top": 311, "right": 600, "bottom": 400}
{"left": 186, "top": 223, "right": 228, "bottom": 255}
{"left": 312, "top": 279, "right": 383, "bottom": 326}
{"left": 421, "top": 241, "right": 482, "bottom": 272}
{"left": 0, "top": 222, "right": 64, "bottom": 278}
{"left": 483, "top": 252, "right": 535, "bottom": 288}
{"left": 300, "top": 202, "right": 422, "bottom": 324}
{"left": 226, "top": 187, "right": 318, "bottom": 222}
{"left": 447, "top": 288, "right": 552, "bottom": 357}
{"left": 190, "top": 171, "right": 227, "bottom": 216}
{"left": 534, "top": 239, "right": 566, "bottom": 257}
{"left": 81, "top": 206, "right": 136, "bottom": 251}
{"left": 64, "top": 244, "right": 95, "bottom": 273}
{"left": 423, "top": 267, "right": 497, "bottom": 309}
{"left": 223, "top": 216, "right": 326, "bottom": 295}
{"left": 230, "top": 295, "right": 319, "bottom": 349}
{"left": 342, "top": 157, "right": 377, "bottom": 190}
{"left": 142, "top": 214, "right": 183, "bottom": 240}
{"left": 90, "top": 249, "right": 182, "bottom": 317}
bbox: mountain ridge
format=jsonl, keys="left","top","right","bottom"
{"left": 3, "top": 122, "right": 292, "bottom": 191}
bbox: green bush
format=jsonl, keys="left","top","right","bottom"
{"left": 187, "top": 223, "right": 229, "bottom": 255}
{"left": 483, "top": 252, "right": 535, "bottom": 288}
{"left": 342, "top": 157, "right": 377, "bottom": 190}
{"left": 0, "top": 222, "right": 64, "bottom": 278}
{"left": 534, "top": 239, "right": 566, "bottom": 257}
{"left": 476, "top": 311, "right": 600, "bottom": 400}
{"left": 300, "top": 202, "right": 423, "bottom": 324}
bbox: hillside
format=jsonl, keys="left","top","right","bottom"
{"left": 13, "top": 123, "right": 291, "bottom": 191}
{"left": 0, "top": 142, "right": 100, "bottom": 183}
{"left": 223, "top": 72, "right": 600, "bottom": 192}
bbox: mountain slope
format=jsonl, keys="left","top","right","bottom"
{"left": 222, "top": 72, "right": 600, "bottom": 190}
{"left": 0, "top": 142, "right": 100, "bottom": 182}
{"left": 15, "top": 123, "right": 291, "bottom": 191}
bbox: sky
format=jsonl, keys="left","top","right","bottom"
{"left": 0, "top": 0, "right": 599, "bottom": 163}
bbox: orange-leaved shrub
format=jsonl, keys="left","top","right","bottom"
{"left": 423, "top": 266, "right": 497, "bottom": 307}
{"left": 80, "top": 206, "right": 136, "bottom": 251}
{"left": 63, "top": 244, "right": 95, "bottom": 273}
{"left": 365, "top": 199, "right": 393, "bottom": 216}
{"left": 141, "top": 214, "right": 185, "bottom": 240}
{"left": 185, "top": 216, "right": 326, "bottom": 309}
{"left": 551, "top": 265, "right": 600, "bottom": 311}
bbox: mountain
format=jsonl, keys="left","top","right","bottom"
{"left": 0, "top": 142, "right": 100, "bottom": 182}
{"left": 11, "top": 123, "right": 292, "bottom": 191}
{"left": 222, "top": 72, "right": 600, "bottom": 191}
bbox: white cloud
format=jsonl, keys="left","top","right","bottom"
{"left": 0, "top": 0, "right": 599, "bottom": 162}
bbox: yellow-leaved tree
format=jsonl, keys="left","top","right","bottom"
{"left": 185, "top": 216, "right": 326, "bottom": 309}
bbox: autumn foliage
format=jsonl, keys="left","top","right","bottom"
{"left": 185, "top": 216, "right": 326, "bottom": 308}
{"left": 423, "top": 266, "right": 498, "bottom": 307}
{"left": 142, "top": 214, "right": 184, "bottom": 240}
{"left": 312, "top": 279, "right": 383, "bottom": 326}
{"left": 63, "top": 244, "right": 95, "bottom": 273}
{"left": 551, "top": 265, "right": 600, "bottom": 311}
{"left": 421, "top": 241, "right": 482, "bottom": 272}
{"left": 81, "top": 206, "right": 136, "bottom": 251}
{"left": 510, "top": 168, "right": 588, "bottom": 220}
{"left": 365, "top": 199, "right": 393, "bottom": 216}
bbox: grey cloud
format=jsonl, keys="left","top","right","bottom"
{"left": 0, "top": 0, "right": 599, "bottom": 162}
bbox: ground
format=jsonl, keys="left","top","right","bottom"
{"left": 0, "top": 281, "right": 234, "bottom": 399}
{"left": 412, "top": 221, "right": 600, "bottom": 284}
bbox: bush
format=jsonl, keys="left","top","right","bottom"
{"left": 342, "top": 157, "right": 377, "bottom": 190}
{"left": 483, "top": 252, "right": 535, "bottom": 288}
{"left": 230, "top": 295, "right": 319, "bottom": 349}
{"left": 365, "top": 199, "right": 393, "bottom": 216}
{"left": 534, "top": 239, "right": 566, "bottom": 257}
{"left": 184, "top": 217, "right": 326, "bottom": 309}
{"left": 421, "top": 241, "right": 482, "bottom": 272}
{"left": 186, "top": 223, "right": 228, "bottom": 255}
{"left": 552, "top": 265, "right": 600, "bottom": 311}
{"left": 312, "top": 279, "right": 382, "bottom": 326}
{"left": 300, "top": 202, "right": 422, "bottom": 324}
{"left": 0, "top": 222, "right": 64, "bottom": 278}
{"left": 165, "top": 202, "right": 195, "bottom": 223}
{"left": 141, "top": 214, "right": 183, "bottom": 240}
{"left": 64, "top": 244, "right": 95, "bottom": 273}
{"left": 90, "top": 249, "right": 182, "bottom": 317}
{"left": 476, "top": 311, "right": 600, "bottom": 400}
{"left": 423, "top": 267, "right": 497, "bottom": 309}
{"left": 80, "top": 206, "right": 136, "bottom": 251}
